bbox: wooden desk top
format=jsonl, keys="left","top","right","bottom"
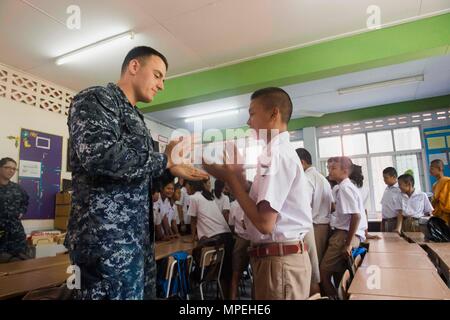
{"left": 370, "top": 232, "right": 402, "bottom": 239}
{"left": 368, "top": 242, "right": 427, "bottom": 255}
{"left": 348, "top": 267, "right": 450, "bottom": 300}
{"left": 0, "top": 264, "right": 68, "bottom": 300}
{"left": 426, "top": 243, "right": 450, "bottom": 254}
{"left": 155, "top": 235, "right": 196, "bottom": 260}
{"left": 402, "top": 232, "right": 429, "bottom": 244}
{"left": 361, "top": 252, "right": 436, "bottom": 270}
{"left": 0, "top": 254, "right": 70, "bottom": 277}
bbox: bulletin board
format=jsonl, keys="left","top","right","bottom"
{"left": 423, "top": 125, "right": 450, "bottom": 186}
{"left": 18, "top": 129, "right": 63, "bottom": 219}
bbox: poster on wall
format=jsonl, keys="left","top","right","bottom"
{"left": 424, "top": 125, "right": 450, "bottom": 187}
{"left": 18, "top": 129, "right": 63, "bottom": 220}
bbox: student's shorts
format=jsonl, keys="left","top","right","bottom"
{"left": 402, "top": 217, "right": 420, "bottom": 232}
{"left": 250, "top": 244, "right": 311, "bottom": 300}
{"left": 320, "top": 229, "right": 360, "bottom": 274}
{"left": 232, "top": 235, "right": 251, "bottom": 273}
{"left": 303, "top": 230, "right": 320, "bottom": 284}
{"left": 313, "top": 223, "right": 330, "bottom": 265}
{"left": 381, "top": 217, "right": 397, "bottom": 232}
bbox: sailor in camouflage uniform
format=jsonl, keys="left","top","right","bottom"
{"left": 65, "top": 46, "right": 207, "bottom": 299}
{"left": 0, "top": 157, "right": 29, "bottom": 261}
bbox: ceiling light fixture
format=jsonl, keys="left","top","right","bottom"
{"left": 55, "top": 31, "right": 135, "bottom": 65}
{"left": 337, "top": 75, "right": 424, "bottom": 95}
{"left": 184, "top": 109, "right": 239, "bottom": 123}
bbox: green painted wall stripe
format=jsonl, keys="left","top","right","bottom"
{"left": 287, "top": 94, "right": 450, "bottom": 130}
{"left": 139, "top": 13, "right": 450, "bottom": 113}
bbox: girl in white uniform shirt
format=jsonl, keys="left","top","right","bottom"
{"left": 175, "top": 179, "right": 191, "bottom": 235}
{"left": 185, "top": 179, "right": 233, "bottom": 298}
{"left": 394, "top": 174, "right": 433, "bottom": 233}
{"left": 349, "top": 164, "right": 381, "bottom": 240}
{"left": 212, "top": 179, "right": 231, "bottom": 223}
{"left": 158, "top": 179, "right": 180, "bottom": 239}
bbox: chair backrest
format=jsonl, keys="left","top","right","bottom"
{"left": 337, "top": 270, "right": 351, "bottom": 300}
{"left": 200, "top": 246, "right": 225, "bottom": 281}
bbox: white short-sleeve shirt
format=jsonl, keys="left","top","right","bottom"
{"left": 381, "top": 183, "right": 401, "bottom": 219}
{"left": 214, "top": 193, "right": 231, "bottom": 213}
{"left": 331, "top": 178, "right": 367, "bottom": 240}
{"left": 395, "top": 189, "right": 433, "bottom": 218}
{"left": 188, "top": 191, "right": 230, "bottom": 239}
{"left": 244, "top": 131, "right": 313, "bottom": 244}
{"left": 229, "top": 200, "right": 249, "bottom": 240}
{"left": 305, "top": 166, "right": 333, "bottom": 224}
{"left": 176, "top": 187, "right": 191, "bottom": 224}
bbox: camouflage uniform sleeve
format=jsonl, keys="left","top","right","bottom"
{"left": 19, "top": 186, "right": 29, "bottom": 215}
{"left": 69, "top": 90, "right": 167, "bottom": 180}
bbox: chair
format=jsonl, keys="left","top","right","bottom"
{"left": 337, "top": 270, "right": 351, "bottom": 300}
{"left": 198, "top": 245, "right": 225, "bottom": 300}
{"left": 163, "top": 252, "right": 193, "bottom": 299}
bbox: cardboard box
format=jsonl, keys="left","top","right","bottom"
{"left": 54, "top": 216, "right": 69, "bottom": 231}
{"left": 55, "top": 204, "right": 71, "bottom": 217}
{"left": 55, "top": 192, "right": 72, "bottom": 205}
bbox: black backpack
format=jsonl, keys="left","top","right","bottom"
{"left": 427, "top": 217, "right": 450, "bottom": 242}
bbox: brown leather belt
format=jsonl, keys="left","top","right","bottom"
{"left": 248, "top": 241, "right": 307, "bottom": 258}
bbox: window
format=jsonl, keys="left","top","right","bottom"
{"left": 393, "top": 127, "right": 422, "bottom": 151}
{"left": 368, "top": 130, "right": 394, "bottom": 153}
{"left": 343, "top": 133, "right": 367, "bottom": 156}
{"left": 371, "top": 156, "right": 394, "bottom": 212}
{"left": 291, "top": 140, "right": 304, "bottom": 150}
{"left": 396, "top": 154, "right": 422, "bottom": 192}
{"left": 319, "top": 136, "right": 342, "bottom": 158}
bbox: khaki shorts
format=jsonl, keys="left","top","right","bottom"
{"left": 313, "top": 224, "right": 330, "bottom": 265}
{"left": 304, "top": 230, "right": 320, "bottom": 284}
{"left": 402, "top": 217, "right": 420, "bottom": 232}
{"left": 232, "top": 236, "right": 251, "bottom": 273}
{"left": 320, "top": 229, "right": 360, "bottom": 274}
{"left": 381, "top": 218, "right": 398, "bottom": 232}
{"left": 250, "top": 249, "right": 311, "bottom": 300}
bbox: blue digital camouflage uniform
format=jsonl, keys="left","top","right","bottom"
{"left": 0, "top": 181, "right": 29, "bottom": 256}
{"left": 65, "top": 83, "right": 167, "bottom": 300}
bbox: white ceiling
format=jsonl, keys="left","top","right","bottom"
{"left": 146, "top": 53, "right": 450, "bottom": 131}
{"left": 0, "top": 0, "right": 449, "bottom": 91}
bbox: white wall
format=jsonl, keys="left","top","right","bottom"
{"left": 0, "top": 97, "right": 71, "bottom": 233}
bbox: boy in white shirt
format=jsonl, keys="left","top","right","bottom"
{"left": 296, "top": 147, "right": 333, "bottom": 295}
{"left": 203, "top": 87, "right": 313, "bottom": 300}
{"left": 381, "top": 167, "right": 401, "bottom": 232}
{"left": 320, "top": 156, "right": 367, "bottom": 298}
{"left": 394, "top": 174, "right": 433, "bottom": 233}
{"left": 186, "top": 179, "right": 233, "bottom": 298}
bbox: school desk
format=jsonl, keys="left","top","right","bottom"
{"left": 348, "top": 267, "right": 450, "bottom": 300}
{"left": 360, "top": 252, "right": 436, "bottom": 270}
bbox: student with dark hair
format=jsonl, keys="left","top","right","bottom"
{"left": 296, "top": 148, "right": 333, "bottom": 296}
{"left": 430, "top": 159, "right": 450, "bottom": 225}
{"left": 394, "top": 174, "right": 433, "bottom": 233}
{"left": 158, "top": 178, "right": 180, "bottom": 239}
{"left": 380, "top": 167, "right": 401, "bottom": 231}
{"left": 65, "top": 46, "right": 207, "bottom": 299}
{"left": 0, "top": 157, "right": 30, "bottom": 263}
{"left": 349, "top": 164, "right": 380, "bottom": 241}
{"left": 213, "top": 179, "right": 231, "bottom": 222}
{"left": 185, "top": 178, "right": 233, "bottom": 298}
{"left": 320, "top": 157, "right": 367, "bottom": 298}
{"left": 203, "top": 87, "right": 313, "bottom": 300}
